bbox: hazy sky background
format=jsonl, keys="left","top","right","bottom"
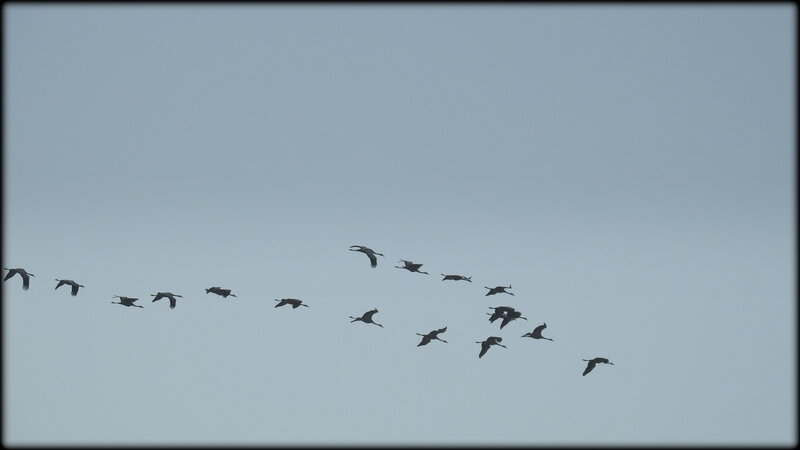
{"left": 3, "top": 4, "right": 795, "bottom": 446}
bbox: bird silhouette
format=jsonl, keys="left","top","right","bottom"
{"left": 487, "top": 306, "right": 516, "bottom": 323}
{"left": 274, "top": 298, "right": 309, "bottom": 309}
{"left": 54, "top": 279, "right": 84, "bottom": 296}
{"left": 349, "top": 308, "right": 383, "bottom": 327}
{"left": 349, "top": 245, "right": 384, "bottom": 268}
{"left": 111, "top": 295, "right": 143, "bottom": 308}
{"left": 486, "top": 306, "right": 527, "bottom": 329}
{"left": 206, "top": 286, "right": 237, "bottom": 298}
{"left": 416, "top": 327, "right": 448, "bottom": 346}
{"left": 395, "top": 259, "right": 429, "bottom": 274}
{"left": 440, "top": 274, "right": 472, "bottom": 282}
{"left": 582, "top": 357, "right": 614, "bottom": 376}
{"left": 476, "top": 336, "right": 506, "bottom": 358}
{"left": 484, "top": 285, "right": 514, "bottom": 296}
{"left": 3, "top": 268, "right": 35, "bottom": 290}
{"left": 151, "top": 292, "right": 182, "bottom": 309}
{"left": 522, "top": 323, "right": 553, "bottom": 341}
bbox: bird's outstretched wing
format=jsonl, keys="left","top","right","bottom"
{"left": 417, "top": 336, "right": 431, "bottom": 346}
{"left": 169, "top": 297, "right": 176, "bottom": 309}
{"left": 583, "top": 361, "right": 596, "bottom": 376}
{"left": 479, "top": 341, "right": 491, "bottom": 358}
{"left": 21, "top": 273, "right": 31, "bottom": 290}
{"left": 70, "top": 283, "right": 80, "bottom": 296}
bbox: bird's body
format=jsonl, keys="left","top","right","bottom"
{"left": 111, "top": 295, "right": 143, "bottom": 308}
{"left": 206, "top": 286, "right": 236, "bottom": 298}
{"left": 416, "top": 327, "right": 448, "bottom": 346}
{"left": 54, "top": 279, "right": 84, "bottom": 296}
{"left": 522, "top": 323, "right": 553, "bottom": 341}
{"left": 349, "top": 308, "right": 383, "bottom": 327}
{"left": 395, "top": 259, "right": 429, "bottom": 274}
{"left": 484, "top": 285, "right": 514, "bottom": 296}
{"left": 349, "top": 245, "right": 384, "bottom": 268}
{"left": 3, "top": 268, "right": 35, "bottom": 290}
{"left": 476, "top": 336, "right": 506, "bottom": 358}
{"left": 582, "top": 357, "right": 614, "bottom": 376}
{"left": 274, "top": 298, "right": 309, "bottom": 309}
{"left": 440, "top": 274, "right": 472, "bottom": 282}
{"left": 151, "top": 292, "right": 182, "bottom": 309}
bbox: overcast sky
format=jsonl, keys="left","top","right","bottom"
{"left": 3, "top": 4, "right": 795, "bottom": 446}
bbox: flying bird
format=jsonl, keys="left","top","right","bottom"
{"left": 206, "top": 286, "right": 237, "bottom": 298}
{"left": 274, "top": 298, "right": 309, "bottom": 309}
{"left": 349, "top": 245, "right": 384, "bottom": 268}
{"left": 476, "top": 336, "right": 507, "bottom": 358}
{"left": 151, "top": 292, "right": 182, "bottom": 309}
{"left": 54, "top": 279, "right": 84, "bottom": 297}
{"left": 349, "top": 308, "right": 383, "bottom": 327}
{"left": 582, "top": 357, "right": 614, "bottom": 376}
{"left": 440, "top": 274, "right": 472, "bottom": 282}
{"left": 395, "top": 259, "right": 429, "bottom": 274}
{"left": 486, "top": 306, "right": 527, "bottom": 329}
{"left": 111, "top": 295, "right": 143, "bottom": 308}
{"left": 416, "top": 327, "right": 448, "bottom": 346}
{"left": 487, "top": 306, "right": 516, "bottom": 323}
{"left": 522, "top": 323, "right": 553, "bottom": 341}
{"left": 3, "top": 268, "right": 35, "bottom": 290}
{"left": 484, "top": 285, "right": 514, "bottom": 296}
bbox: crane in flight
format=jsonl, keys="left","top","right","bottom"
{"left": 395, "top": 259, "right": 429, "bottom": 274}
{"left": 151, "top": 292, "right": 183, "bottom": 309}
{"left": 582, "top": 357, "right": 614, "bottom": 376}
{"left": 416, "top": 327, "right": 448, "bottom": 346}
{"left": 3, "top": 268, "right": 35, "bottom": 290}
{"left": 440, "top": 274, "right": 472, "bottom": 282}
{"left": 522, "top": 323, "right": 553, "bottom": 341}
{"left": 206, "top": 286, "right": 237, "bottom": 298}
{"left": 487, "top": 306, "right": 528, "bottom": 329}
{"left": 54, "top": 279, "right": 84, "bottom": 297}
{"left": 274, "top": 298, "right": 309, "bottom": 309}
{"left": 484, "top": 285, "right": 514, "bottom": 296}
{"left": 349, "top": 308, "right": 383, "bottom": 327}
{"left": 111, "top": 295, "right": 143, "bottom": 308}
{"left": 476, "top": 336, "right": 506, "bottom": 358}
{"left": 349, "top": 245, "right": 384, "bottom": 268}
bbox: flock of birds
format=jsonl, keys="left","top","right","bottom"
{"left": 4, "top": 245, "right": 615, "bottom": 376}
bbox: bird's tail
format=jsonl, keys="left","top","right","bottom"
{"left": 544, "top": 338, "right": 554, "bottom": 341}
{"left": 466, "top": 277, "right": 472, "bottom": 282}
{"left": 349, "top": 316, "right": 359, "bottom": 322}
{"left": 205, "top": 288, "right": 211, "bottom": 294}
{"left": 230, "top": 294, "right": 237, "bottom": 297}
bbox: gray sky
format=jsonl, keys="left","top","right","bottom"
{"left": 3, "top": 4, "right": 795, "bottom": 446}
